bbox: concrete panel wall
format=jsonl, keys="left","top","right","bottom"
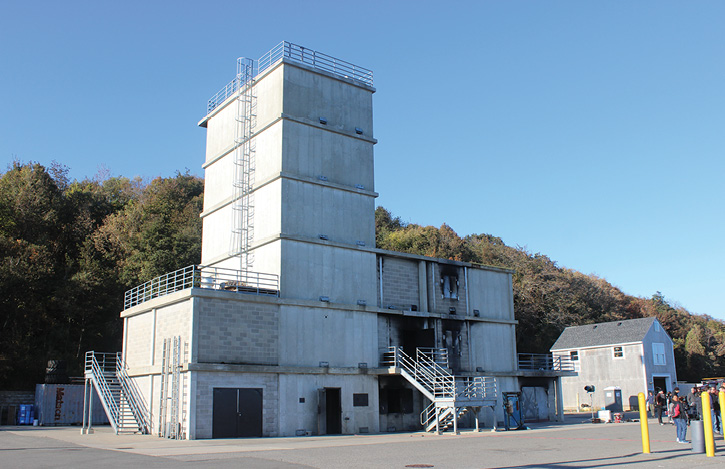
{"left": 380, "top": 257, "right": 419, "bottom": 310}
{"left": 278, "top": 374, "right": 379, "bottom": 436}
{"left": 281, "top": 120, "right": 374, "bottom": 190}
{"left": 200, "top": 181, "right": 281, "bottom": 266}
{"left": 559, "top": 344, "right": 646, "bottom": 411}
{"left": 204, "top": 98, "right": 237, "bottom": 163}
{"left": 278, "top": 305, "right": 378, "bottom": 368}
{"left": 466, "top": 269, "right": 514, "bottom": 321}
{"left": 469, "top": 322, "right": 517, "bottom": 372}
{"left": 196, "top": 298, "right": 279, "bottom": 365}
{"left": 281, "top": 179, "right": 375, "bottom": 247}
{"left": 192, "top": 371, "right": 279, "bottom": 438}
{"left": 282, "top": 64, "right": 374, "bottom": 137}
{"left": 280, "top": 240, "right": 377, "bottom": 304}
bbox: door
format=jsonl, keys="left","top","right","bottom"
{"left": 318, "top": 387, "right": 342, "bottom": 435}
{"left": 521, "top": 386, "right": 549, "bottom": 422}
{"left": 653, "top": 377, "right": 668, "bottom": 393}
{"left": 212, "top": 388, "right": 263, "bottom": 438}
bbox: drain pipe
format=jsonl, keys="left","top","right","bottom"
{"left": 379, "top": 256, "right": 384, "bottom": 307}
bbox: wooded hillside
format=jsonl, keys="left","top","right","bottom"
{"left": 1, "top": 162, "right": 722, "bottom": 388}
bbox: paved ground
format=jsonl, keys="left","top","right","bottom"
{"left": 1, "top": 414, "right": 723, "bottom": 468}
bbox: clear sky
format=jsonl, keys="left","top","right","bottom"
{"left": 2, "top": 1, "right": 723, "bottom": 320}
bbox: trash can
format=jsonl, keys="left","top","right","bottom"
{"left": 691, "top": 419, "right": 705, "bottom": 453}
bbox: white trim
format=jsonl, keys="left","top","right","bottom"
{"left": 552, "top": 341, "right": 643, "bottom": 352}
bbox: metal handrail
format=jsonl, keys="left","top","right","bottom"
{"left": 518, "top": 353, "right": 576, "bottom": 372}
{"left": 85, "top": 352, "right": 121, "bottom": 433}
{"left": 385, "top": 347, "right": 455, "bottom": 398}
{"left": 207, "top": 41, "right": 373, "bottom": 114}
{"left": 116, "top": 353, "right": 150, "bottom": 433}
{"left": 124, "top": 264, "right": 279, "bottom": 310}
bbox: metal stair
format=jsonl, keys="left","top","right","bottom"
{"left": 383, "top": 346, "right": 497, "bottom": 433}
{"left": 83, "top": 351, "right": 150, "bottom": 435}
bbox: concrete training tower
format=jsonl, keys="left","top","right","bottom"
{"left": 199, "top": 44, "right": 378, "bottom": 305}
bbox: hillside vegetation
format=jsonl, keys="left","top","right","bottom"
{"left": 1, "top": 162, "right": 723, "bottom": 388}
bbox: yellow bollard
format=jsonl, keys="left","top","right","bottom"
{"left": 720, "top": 391, "right": 725, "bottom": 436}
{"left": 701, "top": 391, "right": 715, "bottom": 457}
{"left": 638, "top": 392, "right": 650, "bottom": 454}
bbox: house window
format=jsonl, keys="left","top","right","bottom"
{"left": 613, "top": 346, "right": 624, "bottom": 359}
{"left": 653, "top": 342, "right": 666, "bottom": 365}
{"left": 570, "top": 351, "right": 578, "bottom": 361}
{"left": 654, "top": 321, "right": 660, "bottom": 332}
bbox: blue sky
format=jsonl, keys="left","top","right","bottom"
{"left": 2, "top": 1, "right": 723, "bottom": 320}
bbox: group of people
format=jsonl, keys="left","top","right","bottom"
{"left": 646, "top": 384, "right": 724, "bottom": 444}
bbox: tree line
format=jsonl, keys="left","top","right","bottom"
{"left": 1, "top": 162, "right": 723, "bottom": 388}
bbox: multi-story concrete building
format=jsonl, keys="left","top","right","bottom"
{"left": 84, "top": 42, "right": 573, "bottom": 439}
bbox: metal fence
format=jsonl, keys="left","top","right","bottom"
{"left": 517, "top": 353, "right": 576, "bottom": 372}
{"left": 124, "top": 265, "right": 279, "bottom": 310}
{"left": 207, "top": 41, "right": 373, "bottom": 114}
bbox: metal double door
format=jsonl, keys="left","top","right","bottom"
{"left": 212, "top": 388, "right": 263, "bottom": 438}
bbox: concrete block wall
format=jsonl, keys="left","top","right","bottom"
{"left": 380, "top": 257, "right": 419, "bottom": 310}
{"left": 124, "top": 311, "right": 155, "bottom": 368}
{"left": 430, "top": 263, "right": 468, "bottom": 316}
{"left": 196, "top": 298, "right": 280, "bottom": 365}
{"left": 192, "top": 371, "right": 279, "bottom": 438}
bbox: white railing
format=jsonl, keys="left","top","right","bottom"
{"left": 116, "top": 355, "right": 151, "bottom": 433}
{"left": 384, "top": 347, "right": 455, "bottom": 399}
{"left": 207, "top": 41, "right": 373, "bottom": 114}
{"left": 518, "top": 353, "right": 576, "bottom": 372}
{"left": 455, "top": 376, "right": 497, "bottom": 401}
{"left": 124, "top": 265, "right": 279, "bottom": 310}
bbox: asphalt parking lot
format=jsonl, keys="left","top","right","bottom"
{"left": 1, "top": 414, "right": 723, "bottom": 468}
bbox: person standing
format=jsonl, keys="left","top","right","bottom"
{"left": 672, "top": 394, "right": 689, "bottom": 443}
{"left": 646, "top": 390, "right": 655, "bottom": 418}
{"left": 655, "top": 389, "right": 666, "bottom": 425}
{"left": 687, "top": 387, "right": 700, "bottom": 419}
{"left": 709, "top": 386, "right": 721, "bottom": 434}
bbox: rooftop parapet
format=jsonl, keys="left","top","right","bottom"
{"left": 206, "top": 41, "right": 374, "bottom": 115}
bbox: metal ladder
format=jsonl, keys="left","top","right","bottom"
{"left": 158, "top": 337, "right": 185, "bottom": 439}
{"left": 230, "top": 57, "right": 257, "bottom": 271}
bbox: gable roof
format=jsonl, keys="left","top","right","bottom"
{"left": 550, "top": 317, "right": 658, "bottom": 351}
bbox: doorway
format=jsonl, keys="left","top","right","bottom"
{"left": 521, "top": 386, "right": 549, "bottom": 422}
{"left": 318, "top": 387, "right": 342, "bottom": 435}
{"left": 653, "top": 376, "right": 668, "bottom": 393}
{"left": 212, "top": 388, "right": 263, "bottom": 438}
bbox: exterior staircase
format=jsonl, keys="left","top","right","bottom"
{"left": 383, "top": 346, "right": 497, "bottom": 434}
{"left": 83, "top": 351, "right": 150, "bottom": 434}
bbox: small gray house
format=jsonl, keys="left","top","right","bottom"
{"left": 550, "top": 317, "right": 677, "bottom": 412}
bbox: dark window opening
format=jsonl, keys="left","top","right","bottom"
{"left": 353, "top": 393, "right": 369, "bottom": 407}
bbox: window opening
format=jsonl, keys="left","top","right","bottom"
{"left": 613, "top": 346, "right": 624, "bottom": 359}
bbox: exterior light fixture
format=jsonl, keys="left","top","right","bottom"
{"left": 355, "top": 127, "right": 363, "bottom": 135}
{"left": 319, "top": 117, "right": 328, "bottom": 125}
{"left": 318, "top": 234, "right": 329, "bottom": 240}
{"left": 319, "top": 296, "right": 330, "bottom": 302}
{"left": 357, "top": 299, "right": 367, "bottom": 306}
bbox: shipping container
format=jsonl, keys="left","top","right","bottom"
{"left": 34, "top": 384, "right": 109, "bottom": 426}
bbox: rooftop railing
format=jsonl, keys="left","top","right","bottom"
{"left": 518, "top": 353, "right": 576, "bottom": 372}
{"left": 124, "top": 265, "right": 279, "bottom": 310}
{"left": 206, "top": 41, "right": 373, "bottom": 114}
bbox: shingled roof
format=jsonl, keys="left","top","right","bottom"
{"left": 550, "top": 317, "right": 659, "bottom": 351}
